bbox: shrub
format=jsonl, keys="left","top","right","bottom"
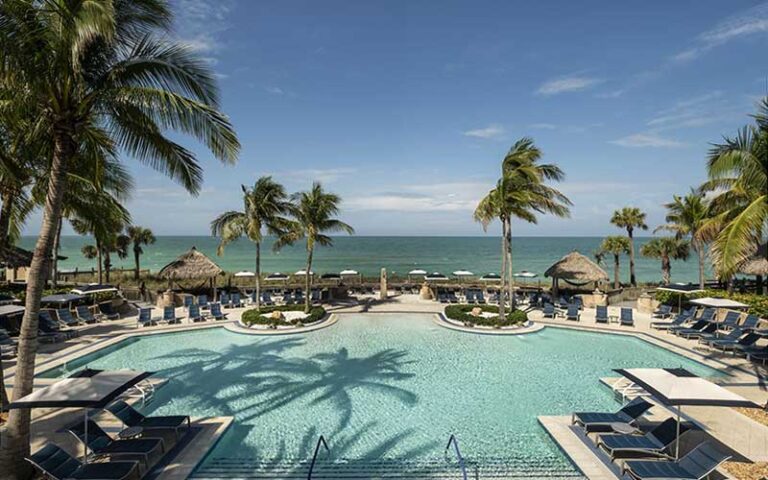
{"left": 241, "top": 305, "right": 326, "bottom": 327}
{"left": 655, "top": 288, "right": 768, "bottom": 318}
{"left": 444, "top": 304, "right": 527, "bottom": 328}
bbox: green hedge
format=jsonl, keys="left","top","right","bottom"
{"left": 444, "top": 304, "right": 528, "bottom": 328}
{"left": 655, "top": 288, "right": 768, "bottom": 318}
{"left": 241, "top": 305, "right": 326, "bottom": 327}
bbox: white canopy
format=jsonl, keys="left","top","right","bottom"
{"left": 234, "top": 271, "right": 255, "bottom": 277}
{"left": 689, "top": 297, "right": 750, "bottom": 309}
{"left": 0, "top": 305, "right": 24, "bottom": 316}
{"left": 425, "top": 272, "right": 448, "bottom": 281}
{"left": 452, "top": 270, "right": 474, "bottom": 276}
{"left": 480, "top": 273, "right": 501, "bottom": 281}
{"left": 340, "top": 269, "right": 359, "bottom": 275}
{"left": 513, "top": 271, "right": 538, "bottom": 278}
{"left": 656, "top": 283, "right": 705, "bottom": 294}
{"left": 294, "top": 270, "right": 314, "bottom": 276}
{"left": 408, "top": 269, "right": 427, "bottom": 275}
{"left": 265, "top": 272, "right": 289, "bottom": 281}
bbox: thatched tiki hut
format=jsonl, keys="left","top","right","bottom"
{"left": 545, "top": 251, "right": 609, "bottom": 296}
{"left": 158, "top": 247, "right": 224, "bottom": 300}
{"left": 738, "top": 243, "right": 767, "bottom": 294}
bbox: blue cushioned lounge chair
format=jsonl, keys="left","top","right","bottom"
{"left": 209, "top": 302, "right": 228, "bottom": 320}
{"left": 566, "top": 304, "right": 580, "bottom": 321}
{"left": 595, "top": 305, "right": 609, "bottom": 324}
{"left": 27, "top": 443, "right": 139, "bottom": 480}
{"left": 652, "top": 305, "right": 672, "bottom": 319}
{"left": 56, "top": 308, "right": 81, "bottom": 326}
{"left": 163, "top": 306, "right": 181, "bottom": 324}
{"left": 572, "top": 397, "right": 653, "bottom": 433}
{"left": 137, "top": 307, "right": 156, "bottom": 327}
{"left": 620, "top": 308, "right": 634, "bottom": 327}
{"left": 188, "top": 304, "right": 204, "bottom": 323}
{"left": 622, "top": 442, "right": 731, "bottom": 480}
{"left": 106, "top": 400, "right": 190, "bottom": 440}
{"left": 543, "top": 303, "right": 556, "bottom": 318}
{"left": 597, "top": 418, "right": 689, "bottom": 460}
{"left": 67, "top": 419, "right": 165, "bottom": 469}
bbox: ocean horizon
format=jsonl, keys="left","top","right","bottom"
{"left": 19, "top": 235, "right": 712, "bottom": 284}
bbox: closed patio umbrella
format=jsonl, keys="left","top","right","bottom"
{"left": 656, "top": 283, "right": 705, "bottom": 312}
{"left": 234, "top": 271, "right": 255, "bottom": 277}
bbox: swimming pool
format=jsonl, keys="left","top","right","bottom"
{"left": 41, "top": 314, "right": 724, "bottom": 479}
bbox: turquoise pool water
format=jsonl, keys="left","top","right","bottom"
{"left": 41, "top": 315, "right": 724, "bottom": 478}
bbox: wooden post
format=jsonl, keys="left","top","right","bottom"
{"left": 380, "top": 268, "right": 387, "bottom": 300}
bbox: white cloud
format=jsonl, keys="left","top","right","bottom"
{"left": 529, "top": 123, "right": 557, "bottom": 130}
{"left": 172, "top": 0, "right": 234, "bottom": 64}
{"left": 596, "top": 89, "right": 625, "bottom": 99}
{"left": 345, "top": 181, "right": 491, "bottom": 213}
{"left": 462, "top": 124, "right": 505, "bottom": 139}
{"left": 672, "top": 2, "right": 768, "bottom": 62}
{"left": 265, "top": 86, "right": 285, "bottom": 95}
{"left": 272, "top": 168, "right": 357, "bottom": 185}
{"left": 609, "top": 133, "right": 687, "bottom": 148}
{"left": 535, "top": 75, "right": 603, "bottom": 96}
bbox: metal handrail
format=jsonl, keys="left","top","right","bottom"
{"left": 445, "top": 434, "right": 468, "bottom": 480}
{"left": 307, "top": 435, "right": 330, "bottom": 480}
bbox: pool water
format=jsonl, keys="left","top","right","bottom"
{"left": 42, "top": 314, "right": 723, "bottom": 478}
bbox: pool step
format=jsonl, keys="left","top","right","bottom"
{"left": 191, "top": 457, "right": 585, "bottom": 479}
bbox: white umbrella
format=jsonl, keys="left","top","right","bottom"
{"left": 425, "top": 272, "right": 448, "bottom": 281}
{"left": 689, "top": 297, "right": 750, "bottom": 310}
{"left": 480, "top": 273, "right": 501, "bottom": 282}
{"left": 265, "top": 273, "right": 289, "bottom": 282}
{"left": 295, "top": 270, "right": 314, "bottom": 276}
{"left": 513, "top": 271, "right": 537, "bottom": 278}
{"left": 340, "top": 269, "right": 359, "bottom": 275}
{"left": 408, "top": 269, "right": 427, "bottom": 282}
{"left": 452, "top": 270, "right": 474, "bottom": 277}
{"left": 234, "top": 271, "right": 255, "bottom": 277}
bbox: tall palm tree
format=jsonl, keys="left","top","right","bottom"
{"left": 598, "top": 236, "right": 631, "bottom": 289}
{"left": 656, "top": 190, "right": 712, "bottom": 289}
{"left": 276, "top": 182, "right": 354, "bottom": 313}
{"left": 126, "top": 225, "right": 156, "bottom": 280}
{"left": 640, "top": 237, "right": 690, "bottom": 285}
{"left": 0, "top": 1, "right": 239, "bottom": 472}
{"left": 211, "top": 177, "right": 292, "bottom": 309}
{"left": 701, "top": 112, "right": 767, "bottom": 280}
{"left": 475, "top": 138, "right": 571, "bottom": 312}
{"left": 610, "top": 207, "right": 648, "bottom": 287}
{"left": 81, "top": 244, "right": 99, "bottom": 276}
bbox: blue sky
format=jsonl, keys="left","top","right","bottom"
{"left": 33, "top": 0, "right": 768, "bottom": 237}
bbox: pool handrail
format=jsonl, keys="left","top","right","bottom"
{"left": 445, "top": 434, "right": 468, "bottom": 480}
{"left": 307, "top": 435, "right": 329, "bottom": 480}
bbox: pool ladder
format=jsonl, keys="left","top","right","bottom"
{"left": 307, "top": 435, "right": 329, "bottom": 480}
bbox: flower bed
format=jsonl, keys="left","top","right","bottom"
{"left": 241, "top": 305, "right": 326, "bottom": 328}
{"left": 444, "top": 304, "right": 528, "bottom": 328}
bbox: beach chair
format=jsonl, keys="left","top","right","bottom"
{"left": 260, "top": 292, "right": 274, "bottom": 306}
{"left": 106, "top": 400, "right": 191, "bottom": 441}
{"left": 489, "top": 292, "right": 501, "bottom": 304}
{"left": 620, "top": 308, "right": 634, "bottom": 327}
{"left": 597, "top": 418, "right": 689, "bottom": 460}
{"left": 669, "top": 319, "right": 708, "bottom": 335}
{"left": 188, "top": 304, "right": 204, "bottom": 322}
{"left": 622, "top": 442, "right": 731, "bottom": 480}
{"left": 209, "top": 302, "right": 228, "bottom": 320}
{"left": 137, "top": 307, "right": 156, "bottom": 327}
{"left": 746, "top": 347, "right": 768, "bottom": 365}
{"left": 66, "top": 419, "right": 165, "bottom": 469}
{"left": 475, "top": 291, "right": 486, "bottom": 304}
{"left": 542, "top": 303, "right": 556, "bottom": 318}
{"left": 716, "top": 311, "right": 741, "bottom": 331}
{"left": 676, "top": 321, "right": 717, "bottom": 339}
{"left": 163, "top": 305, "right": 182, "bottom": 324}
{"left": 651, "top": 305, "right": 672, "bottom": 319}
{"left": 98, "top": 302, "right": 120, "bottom": 320}
{"left": 557, "top": 296, "right": 570, "bottom": 309}
{"left": 283, "top": 292, "right": 295, "bottom": 305}
{"left": 76, "top": 305, "right": 102, "bottom": 324}
{"left": 294, "top": 290, "right": 305, "bottom": 303}
{"left": 739, "top": 314, "right": 761, "bottom": 332}
{"left": 698, "top": 308, "right": 716, "bottom": 323}
{"left": 39, "top": 310, "right": 77, "bottom": 338}
{"left": 26, "top": 443, "right": 140, "bottom": 480}
{"left": 651, "top": 310, "right": 692, "bottom": 330}
{"left": 699, "top": 327, "right": 744, "bottom": 346}
{"left": 437, "top": 292, "right": 449, "bottom": 304}
{"left": 566, "top": 304, "right": 580, "bottom": 322}
{"left": 311, "top": 289, "right": 322, "bottom": 304}
{"left": 447, "top": 291, "right": 459, "bottom": 303}
{"left": 595, "top": 305, "right": 609, "bottom": 324}
{"left": 729, "top": 332, "right": 763, "bottom": 356}
{"left": 56, "top": 308, "right": 81, "bottom": 326}
{"left": 183, "top": 295, "right": 194, "bottom": 309}
{"left": 572, "top": 397, "right": 653, "bottom": 433}
{"left": 464, "top": 291, "right": 476, "bottom": 304}
{"left": 0, "top": 328, "right": 17, "bottom": 357}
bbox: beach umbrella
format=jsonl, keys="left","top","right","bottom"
{"left": 234, "top": 271, "right": 255, "bottom": 277}
{"left": 452, "top": 270, "right": 474, "bottom": 284}
{"left": 340, "top": 269, "right": 361, "bottom": 284}
{"left": 265, "top": 272, "right": 289, "bottom": 281}
{"left": 689, "top": 297, "right": 749, "bottom": 310}
{"left": 295, "top": 270, "right": 314, "bottom": 276}
{"left": 656, "top": 283, "right": 705, "bottom": 312}
{"left": 408, "top": 269, "right": 427, "bottom": 282}
{"left": 480, "top": 273, "right": 501, "bottom": 282}
{"left": 425, "top": 272, "right": 448, "bottom": 281}
{"left": 614, "top": 368, "right": 758, "bottom": 459}
{"left": 513, "top": 271, "right": 537, "bottom": 279}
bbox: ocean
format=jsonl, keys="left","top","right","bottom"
{"left": 18, "top": 236, "right": 710, "bottom": 284}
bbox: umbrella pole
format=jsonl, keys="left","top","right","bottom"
{"left": 84, "top": 408, "right": 89, "bottom": 464}
{"left": 675, "top": 407, "right": 681, "bottom": 459}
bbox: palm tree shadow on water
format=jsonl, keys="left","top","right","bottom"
{"left": 145, "top": 337, "right": 422, "bottom": 462}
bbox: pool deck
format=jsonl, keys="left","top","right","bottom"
{"left": 2, "top": 294, "right": 767, "bottom": 479}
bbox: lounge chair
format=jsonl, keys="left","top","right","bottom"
{"left": 465, "top": 291, "right": 476, "bottom": 304}
{"left": 597, "top": 417, "right": 689, "bottom": 460}
{"left": 67, "top": 419, "right": 165, "bottom": 469}
{"left": 669, "top": 319, "right": 707, "bottom": 335}
{"left": 188, "top": 304, "right": 204, "bottom": 323}
{"left": 183, "top": 296, "right": 194, "bottom": 309}
{"left": 620, "top": 308, "right": 634, "bottom": 327}
{"left": 294, "top": 290, "right": 305, "bottom": 303}
{"left": 260, "top": 292, "right": 274, "bottom": 306}
{"left": 678, "top": 322, "right": 717, "bottom": 340}
{"left": 699, "top": 327, "right": 744, "bottom": 346}
{"left": 739, "top": 314, "right": 761, "bottom": 332}
{"left": 572, "top": 397, "right": 653, "bottom": 433}
{"left": 746, "top": 347, "right": 768, "bottom": 365}
{"left": 566, "top": 304, "right": 580, "bottom": 322}
{"left": 98, "top": 301, "right": 120, "bottom": 320}
{"left": 106, "top": 400, "right": 191, "bottom": 441}
{"left": 557, "top": 296, "right": 570, "bottom": 309}
{"left": 475, "top": 291, "right": 486, "bottom": 304}
{"left": 438, "top": 292, "right": 449, "bottom": 304}
{"left": 730, "top": 332, "right": 763, "bottom": 356}
{"left": 651, "top": 310, "right": 692, "bottom": 330}
{"left": 698, "top": 308, "right": 716, "bottom": 323}
{"left": 76, "top": 305, "right": 102, "bottom": 324}
{"left": 0, "top": 329, "right": 17, "bottom": 357}
{"left": 622, "top": 442, "right": 731, "bottom": 480}
{"left": 447, "top": 292, "right": 459, "bottom": 303}
{"left": 311, "top": 289, "right": 322, "bottom": 304}
{"left": 652, "top": 305, "right": 672, "bottom": 319}
{"left": 162, "top": 306, "right": 182, "bottom": 325}
{"left": 715, "top": 311, "right": 741, "bottom": 331}
{"left": 56, "top": 308, "right": 81, "bottom": 327}
{"left": 542, "top": 303, "right": 556, "bottom": 318}
{"left": 26, "top": 443, "right": 140, "bottom": 480}
{"left": 137, "top": 307, "right": 156, "bottom": 327}
{"left": 197, "top": 295, "right": 208, "bottom": 307}
{"left": 595, "top": 305, "right": 609, "bottom": 324}
{"left": 283, "top": 293, "right": 294, "bottom": 305}
{"left": 209, "top": 302, "right": 228, "bottom": 320}
{"left": 39, "top": 311, "right": 77, "bottom": 339}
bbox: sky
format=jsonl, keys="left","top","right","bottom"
{"left": 28, "top": 0, "right": 768, "bottom": 237}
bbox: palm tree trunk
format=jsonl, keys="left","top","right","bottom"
{"left": 0, "top": 188, "right": 14, "bottom": 248}
{"left": 498, "top": 218, "right": 507, "bottom": 318}
{"left": 0, "top": 359, "right": 8, "bottom": 411}
{"left": 51, "top": 217, "right": 63, "bottom": 287}
{"left": 1, "top": 127, "right": 72, "bottom": 477}
{"left": 304, "top": 246, "right": 313, "bottom": 314}
{"left": 505, "top": 218, "right": 514, "bottom": 310}
{"left": 696, "top": 243, "right": 705, "bottom": 290}
{"left": 104, "top": 250, "right": 111, "bottom": 283}
{"left": 97, "top": 244, "right": 103, "bottom": 284}
{"left": 613, "top": 254, "right": 620, "bottom": 289}
{"left": 628, "top": 229, "right": 636, "bottom": 287}
{"left": 254, "top": 241, "right": 261, "bottom": 310}
{"left": 662, "top": 256, "right": 671, "bottom": 285}
{"left": 134, "top": 246, "right": 140, "bottom": 280}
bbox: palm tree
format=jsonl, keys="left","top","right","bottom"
{"left": 656, "top": 190, "right": 711, "bottom": 289}
{"left": 640, "top": 237, "right": 690, "bottom": 285}
{"left": 701, "top": 108, "right": 767, "bottom": 281}
{"left": 276, "top": 182, "right": 354, "bottom": 313}
{"left": 475, "top": 138, "right": 571, "bottom": 313}
{"left": 598, "top": 236, "right": 631, "bottom": 289}
{"left": 211, "top": 177, "right": 292, "bottom": 309}
{"left": 81, "top": 245, "right": 99, "bottom": 276}
{"left": 610, "top": 207, "right": 648, "bottom": 287}
{"left": 0, "top": 1, "right": 239, "bottom": 472}
{"left": 126, "top": 226, "right": 156, "bottom": 280}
